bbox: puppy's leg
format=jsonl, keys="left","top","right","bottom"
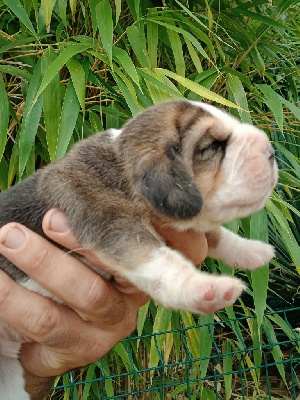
{"left": 122, "top": 246, "right": 245, "bottom": 314}
{"left": 69, "top": 209, "right": 245, "bottom": 313}
{"left": 0, "top": 355, "right": 29, "bottom": 400}
{"left": 206, "top": 227, "right": 275, "bottom": 270}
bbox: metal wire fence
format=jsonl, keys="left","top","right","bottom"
{"left": 51, "top": 307, "right": 300, "bottom": 399}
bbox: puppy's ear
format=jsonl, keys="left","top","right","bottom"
{"left": 134, "top": 156, "right": 203, "bottom": 219}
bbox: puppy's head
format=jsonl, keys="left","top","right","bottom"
{"left": 116, "top": 101, "right": 278, "bottom": 226}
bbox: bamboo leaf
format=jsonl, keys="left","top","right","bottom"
{"left": 41, "top": 0, "right": 54, "bottom": 28}
{"left": 57, "top": 0, "right": 68, "bottom": 27}
{"left": 126, "top": 0, "right": 140, "bottom": 20}
{"left": 112, "top": 65, "right": 140, "bottom": 115}
{"left": 174, "top": 0, "right": 210, "bottom": 32}
{"left": 223, "top": 339, "right": 233, "bottom": 400}
{"left": 275, "top": 143, "right": 300, "bottom": 177}
{"left": 256, "top": 84, "right": 283, "bottom": 132}
{"left": 88, "top": 0, "right": 99, "bottom": 35}
{"left": 155, "top": 69, "right": 241, "bottom": 109}
{"left": 0, "top": 74, "right": 9, "bottom": 162}
{"left": 199, "top": 314, "right": 214, "bottom": 378}
{"left": 96, "top": 0, "right": 113, "bottom": 65}
{"left": 142, "top": 70, "right": 176, "bottom": 103}
{"left": 19, "top": 60, "right": 43, "bottom": 178}
{"left": 66, "top": 57, "right": 86, "bottom": 113}
{"left": 263, "top": 317, "right": 287, "bottom": 385}
{"left": 234, "top": 6, "right": 290, "bottom": 30}
{"left": 113, "top": 47, "right": 140, "bottom": 89}
{"left": 56, "top": 79, "right": 80, "bottom": 159}
{"left": 168, "top": 382, "right": 197, "bottom": 397}
{"left": 278, "top": 95, "right": 300, "bottom": 122}
{"left": 0, "top": 36, "right": 48, "bottom": 54}
{"left": 41, "top": 47, "right": 61, "bottom": 162}
{"left": 82, "top": 363, "right": 96, "bottom": 399}
{"left": 99, "top": 357, "right": 114, "bottom": 397}
{"left": 167, "top": 20, "right": 185, "bottom": 78}
{"left": 126, "top": 25, "right": 151, "bottom": 67}
{"left": 179, "top": 311, "right": 200, "bottom": 358}
{"left": 115, "top": 0, "right": 121, "bottom": 25}
{"left": 0, "top": 157, "right": 8, "bottom": 191}
{"left": 3, "top": 0, "right": 36, "bottom": 36}
{"left": 113, "top": 342, "right": 133, "bottom": 371}
{"left": 250, "top": 46, "right": 265, "bottom": 73}
{"left": 138, "top": 69, "right": 182, "bottom": 100}
{"left": 147, "top": 8, "right": 158, "bottom": 68}
{"left": 69, "top": 0, "right": 76, "bottom": 16}
{"left": 0, "top": 65, "right": 32, "bottom": 81}
{"left": 226, "top": 74, "right": 252, "bottom": 123}
{"left": 149, "top": 305, "right": 172, "bottom": 368}
{"left": 266, "top": 200, "right": 300, "bottom": 274}
{"left": 250, "top": 209, "right": 269, "bottom": 330}
{"left": 137, "top": 301, "right": 150, "bottom": 337}
{"left": 251, "top": 316, "right": 262, "bottom": 382}
{"left": 277, "top": 0, "right": 300, "bottom": 15}
{"left": 35, "top": 43, "right": 93, "bottom": 101}
{"left": 147, "top": 18, "right": 214, "bottom": 67}
{"left": 185, "top": 37, "right": 203, "bottom": 73}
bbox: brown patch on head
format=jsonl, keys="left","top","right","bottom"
{"left": 181, "top": 117, "right": 232, "bottom": 207}
{"left": 117, "top": 101, "right": 232, "bottom": 221}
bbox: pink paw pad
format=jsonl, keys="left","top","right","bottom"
{"left": 203, "top": 286, "right": 216, "bottom": 301}
{"left": 193, "top": 277, "right": 245, "bottom": 314}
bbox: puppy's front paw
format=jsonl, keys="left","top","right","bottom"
{"left": 234, "top": 241, "right": 275, "bottom": 270}
{"left": 163, "top": 273, "right": 245, "bottom": 314}
{"left": 130, "top": 247, "right": 245, "bottom": 314}
{"left": 191, "top": 275, "right": 245, "bottom": 314}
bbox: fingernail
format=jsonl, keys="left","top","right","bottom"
{"left": 49, "top": 210, "right": 69, "bottom": 233}
{"left": 1, "top": 227, "right": 26, "bottom": 249}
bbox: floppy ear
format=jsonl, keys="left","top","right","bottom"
{"left": 134, "top": 157, "right": 203, "bottom": 219}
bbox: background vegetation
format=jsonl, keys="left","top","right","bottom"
{"left": 0, "top": 0, "right": 299, "bottom": 398}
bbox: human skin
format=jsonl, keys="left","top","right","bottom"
{"left": 0, "top": 209, "right": 208, "bottom": 399}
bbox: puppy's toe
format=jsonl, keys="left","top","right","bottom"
{"left": 194, "top": 276, "right": 245, "bottom": 314}
{"left": 244, "top": 242, "right": 275, "bottom": 270}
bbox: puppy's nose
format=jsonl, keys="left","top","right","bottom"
{"left": 267, "top": 146, "right": 275, "bottom": 166}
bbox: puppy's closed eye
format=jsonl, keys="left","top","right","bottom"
{"left": 194, "top": 139, "right": 227, "bottom": 161}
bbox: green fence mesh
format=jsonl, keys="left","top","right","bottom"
{"left": 52, "top": 307, "right": 300, "bottom": 399}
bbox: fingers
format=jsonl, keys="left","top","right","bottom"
{"left": 43, "top": 210, "right": 147, "bottom": 295}
{"left": 0, "top": 268, "right": 89, "bottom": 347}
{"left": 0, "top": 223, "right": 144, "bottom": 323}
{"left": 0, "top": 231, "right": 141, "bottom": 376}
{"left": 42, "top": 209, "right": 109, "bottom": 271}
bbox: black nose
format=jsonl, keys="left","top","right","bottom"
{"left": 267, "top": 146, "right": 275, "bottom": 166}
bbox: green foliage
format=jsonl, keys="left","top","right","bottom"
{"left": 0, "top": 0, "right": 299, "bottom": 398}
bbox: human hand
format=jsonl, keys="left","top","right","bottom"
{"left": 0, "top": 209, "right": 207, "bottom": 396}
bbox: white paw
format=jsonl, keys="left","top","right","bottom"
{"left": 164, "top": 273, "right": 245, "bottom": 314}
{"left": 128, "top": 247, "right": 245, "bottom": 314}
{"left": 233, "top": 241, "right": 275, "bottom": 270}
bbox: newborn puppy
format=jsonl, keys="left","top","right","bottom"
{"left": 0, "top": 100, "right": 277, "bottom": 399}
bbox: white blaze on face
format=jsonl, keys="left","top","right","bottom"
{"left": 210, "top": 122, "right": 278, "bottom": 222}
{"left": 188, "top": 101, "right": 278, "bottom": 224}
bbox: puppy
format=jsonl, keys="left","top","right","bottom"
{"left": 0, "top": 100, "right": 277, "bottom": 399}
